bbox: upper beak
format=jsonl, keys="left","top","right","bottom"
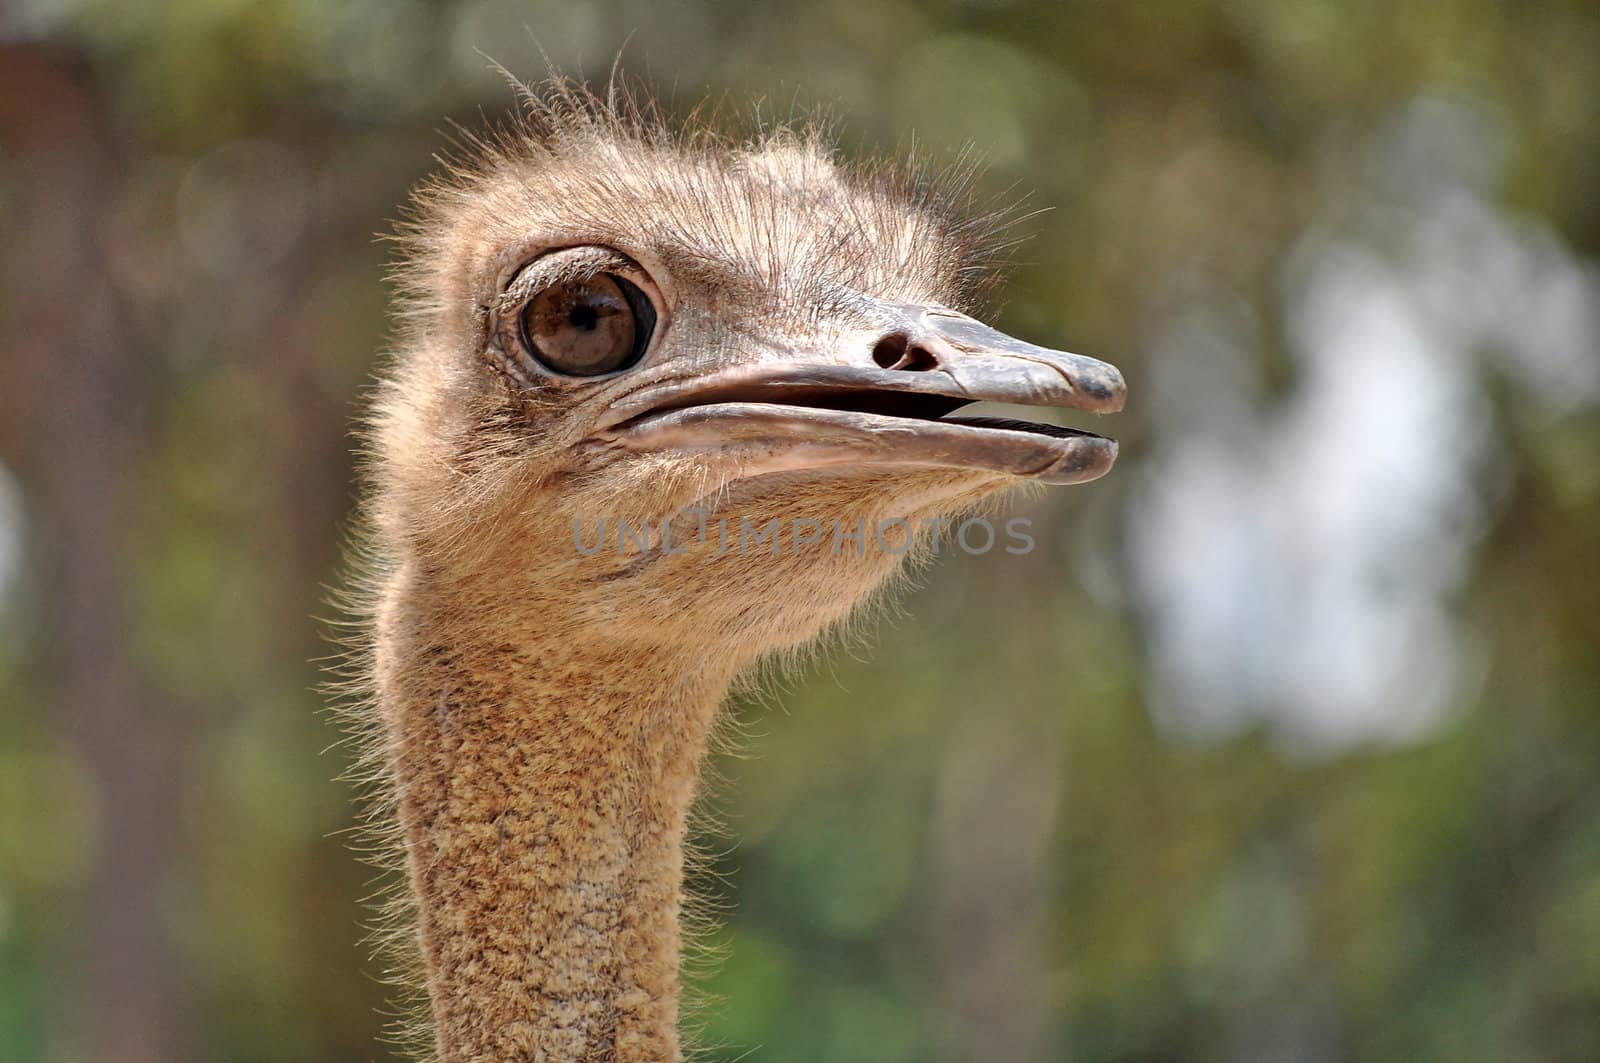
{"left": 595, "top": 301, "right": 1126, "bottom": 486}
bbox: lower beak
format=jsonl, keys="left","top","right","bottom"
{"left": 595, "top": 302, "right": 1125, "bottom": 486}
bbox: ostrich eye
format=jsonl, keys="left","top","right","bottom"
{"left": 520, "top": 273, "right": 656, "bottom": 377}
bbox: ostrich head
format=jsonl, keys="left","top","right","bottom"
{"left": 371, "top": 89, "right": 1123, "bottom": 672}
{"left": 353, "top": 84, "right": 1126, "bottom": 1060}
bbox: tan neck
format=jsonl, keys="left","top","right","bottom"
{"left": 376, "top": 569, "right": 730, "bottom": 1062}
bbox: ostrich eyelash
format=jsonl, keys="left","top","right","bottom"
{"left": 494, "top": 246, "right": 641, "bottom": 313}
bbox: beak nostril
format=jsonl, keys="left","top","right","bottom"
{"left": 871, "top": 334, "right": 908, "bottom": 369}
{"left": 872, "top": 333, "right": 939, "bottom": 372}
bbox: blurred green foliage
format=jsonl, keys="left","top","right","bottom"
{"left": 1, "top": 1, "right": 1598, "bottom": 1061}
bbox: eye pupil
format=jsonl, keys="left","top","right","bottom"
{"left": 518, "top": 271, "right": 656, "bottom": 377}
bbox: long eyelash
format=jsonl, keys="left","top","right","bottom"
{"left": 495, "top": 247, "right": 635, "bottom": 312}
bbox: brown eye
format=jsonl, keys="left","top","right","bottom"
{"left": 520, "top": 273, "right": 656, "bottom": 377}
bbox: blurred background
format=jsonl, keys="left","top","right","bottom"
{"left": 1, "top": 1, "right": 1597, "bottom": 1060}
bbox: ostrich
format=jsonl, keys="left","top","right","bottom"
{"left": 340, "top": 80, "right": 1124, "bottom": 1063}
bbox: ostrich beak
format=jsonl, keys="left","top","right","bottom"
{"left": 598, "top": 301, "right": 1125, "bottom": 486}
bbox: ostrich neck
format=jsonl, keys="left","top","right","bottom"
{"left": 377, "top": 569, "right": 731, "bottom": 1063}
